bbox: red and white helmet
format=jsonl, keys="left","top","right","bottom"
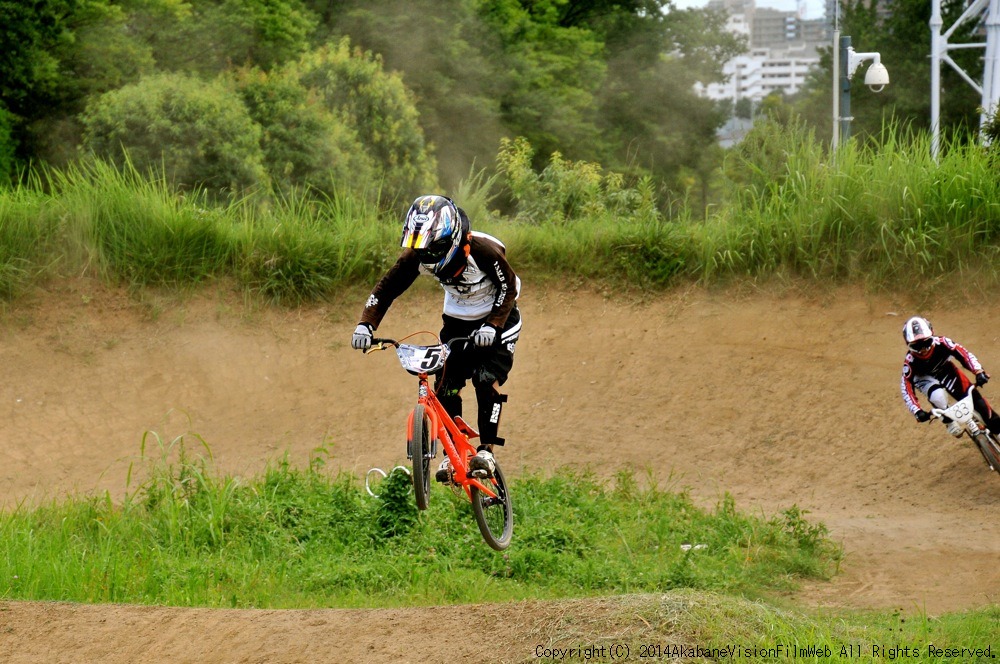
{"left": 903, "top": 316, "right": 934, "bottom": 358}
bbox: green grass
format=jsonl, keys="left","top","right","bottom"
{"left": 1, "top": 126, "right": 999, "bottom": 304}
{"left": 1, "top": 439, "right": 993, "bottom": 661}
{"left": 532, "top": 592, "right": 1000, "bottom": 663}
{"left": 0, "top": 436, "right": 839, "bottom": 609}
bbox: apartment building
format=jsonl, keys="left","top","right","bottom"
{"left": 695, "top": 0, "right": 828, "bottom": 104}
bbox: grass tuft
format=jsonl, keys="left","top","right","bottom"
{"left": 0, "top": 440, "right": 839, "bottom": 609}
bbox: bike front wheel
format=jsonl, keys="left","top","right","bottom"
{"left": 973, "top": 431, "right": 1000, "bottom": 476}
{"left": 410, "top": 404, "right": 432, "bottom": 510}
{"left": 470, "top": 461, "right": 513, "bottom": 551}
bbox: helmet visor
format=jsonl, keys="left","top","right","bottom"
{"left": 415, "top": 236, "right": 453, "bottom": 264}
{"left": 908, "top": 338, "right": 933, "bottom": 354}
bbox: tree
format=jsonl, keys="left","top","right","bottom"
{"left": 82, "top": 73, "right": 268, "bottom": 193}
{"left": 293, "top": 39, "right": 438, "bottom": 201}
{"left": 0, "top": 0, "right": 158, "bottom": 166}
{"left": 231, "top": 66, "right": 377, "bottom": 199}
{"left": 735, "top": 97, "right": 754, "bottom": 120}
{"left": 593, "top": 6, "right": 743, "bottom": 188}
{"left": 0, "top": 102, "right": 15, "bottom": 181}
{"left": 138, "top": 0, "right": 318, "bottom": 74}
{"left": 311, "top": 0, "right": 505, "bottom": 190}
{"left": 0, "top": 0, "right": 74, "bottom": 124}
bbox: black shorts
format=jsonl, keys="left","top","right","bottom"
{"left": 437, "top": 306, "right": 521, "bottom": 390}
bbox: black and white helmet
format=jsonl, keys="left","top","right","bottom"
{"left": 400, "top": 195, "right": 467, "bottom": 274}
{"left": 903, "top": 316, "right": 934, "bottom": 357}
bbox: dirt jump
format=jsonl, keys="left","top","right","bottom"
{"left": 0, "top": 279, "right": 997, "bottom": 662}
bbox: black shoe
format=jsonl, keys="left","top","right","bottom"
{"left": 467, "top": 450, "right": 496, "bottom": 478}
{"left": 435, "top": 458, "right": 453, "bottom": 483}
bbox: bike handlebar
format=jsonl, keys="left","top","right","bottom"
{"left": 369, "top": 335, "right": 473, "bottom": 351}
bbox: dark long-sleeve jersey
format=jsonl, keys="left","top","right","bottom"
{"left": 359, "top": 231, "right": 520, "bottom": 330}
{"left": 900, "top": 335, "right": 983, "bottom": 414}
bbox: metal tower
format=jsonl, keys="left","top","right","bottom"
{"left": 930, "top": 0, "right": 1000, "bottom": 155}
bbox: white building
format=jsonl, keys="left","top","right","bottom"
{"left": 695, "top": 0, "right": 825, "bottom": 104}
{"left": 695, "top": 45, "right": 819, "bottom": 102}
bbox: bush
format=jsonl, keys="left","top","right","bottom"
{"left": 983, "top": 106, "right": 1000, "bottom": 158}
{"left": 231, "top": 66, "right": 377, "bottom": 199}
{"left": 294, "top": 39, "right": 437, "bottom": 202}
{"left": 0, "top": 104, "right": 17, "bottom": 182}
{"left": 81, "top": 72, "right": 268, "bottom": 195}
{"left": 495, "top": 136, "right": 661, "bottom": 224}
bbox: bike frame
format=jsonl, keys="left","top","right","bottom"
{"left": 411, "top": 376, "right": 498, "bottom": 501}
{"left": 930, "top": 384, "right": 1000, "bottom": 474}
{"left": 931, "top": 385, "right": 985, "bottom": 437}
{"left": 372, "top": 336, "right": 499, "bottom": 501}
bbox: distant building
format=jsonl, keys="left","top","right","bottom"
{"left": 696, "top": 0, "right": 828, "bottom": 105}
{"left": 695, "top": 45, "right": 820, "bottom": 102}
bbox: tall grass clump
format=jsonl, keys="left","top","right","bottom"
{"left": 0, "top": 175, "right": 62, "bottom": 298}
{"left": 4, "top": 123, "right": 1000, "bottom": 301}
{"left": 0, "top": 444, "right": 839, "bottom": 608}
{"left": 50, "top": 159, "right": 234, "bottom": 287}
{"left": 17, "top": 159, "right": 399, "bottom": 302}
{"left": 232, "top": 188, "right": 396, "bottom": 303}
{"left": 702, "top": 121, "right": 1000, "bottom": 287}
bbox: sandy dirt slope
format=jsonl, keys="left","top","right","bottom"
{"left": 0, "top": 279, "right": 997, "bottom": 662}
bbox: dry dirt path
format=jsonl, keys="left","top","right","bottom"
{"left": 0, "top": 280, "right": 997, "bottom": 662}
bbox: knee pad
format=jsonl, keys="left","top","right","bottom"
{"left": 472, "top": 366, "right": 499, "bottom": 389}
{"left": 926, "top": 384, "right": 950, "bottom": 410}
{"left": 436, "top": 385, "right": 463, "bottom": 418}
{"left": 475, "top": 383, "right": 507, "bottom": 447}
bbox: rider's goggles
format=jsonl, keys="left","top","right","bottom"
{"left": 415, "top": 237, "right": 452, "bottom": 264}
{"left": 908, "top": 338, "right": 933, "bottom": 353}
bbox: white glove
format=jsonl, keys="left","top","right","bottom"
{"left": 352, "top": 323, "right": 372, "bottom": 351}
{"left": 473, "top": 324, "right": 496, "bottom": 348}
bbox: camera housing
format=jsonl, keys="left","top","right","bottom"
{"left": 864, "top": 63, "right": 890, "bottom": 93}
{"left": 846, "top": 47, "right": 890, "bottom": 94}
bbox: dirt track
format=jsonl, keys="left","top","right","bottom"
{"left": 0, "top": 279, "right": 998, "bottom": 662}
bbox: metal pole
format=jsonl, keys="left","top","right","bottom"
{"left": 984, "top": 0, "right": 1000, "bottom": 140}
{"left": 832, "top": 27, "right": 840, "bottom": 149}
{"left": 930, "top": 0, "right": 943, "bottom": 158}
{"left": 840, "top": 35, "right": 852, "bottom": 144}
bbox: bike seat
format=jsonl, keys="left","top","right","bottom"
{"left": 454, "top": 416, "right": 479, "bottom": 438}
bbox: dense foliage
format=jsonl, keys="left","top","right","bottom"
{"left": 0, "top": 0, "right": 742, "bottom": 204}
{"left": 0, "top": 121, "right": 997, "bottom": 306}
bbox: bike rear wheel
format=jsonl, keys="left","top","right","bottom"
{"left": 973, "top": 431, "right": 1000, "bottom": 476}
{"left": 470, "top": 461, "right": 513, "bottom": 551}
{"left": 409, "top": 405, "right": 432, "bottom": 510}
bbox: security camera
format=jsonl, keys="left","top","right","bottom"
{"left": 846, "top": 47, "right": 889, "bottom": 93}
{"left": 864, "top": 63, "right": 889, "bottom": 93}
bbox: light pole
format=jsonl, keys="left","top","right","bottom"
{"left": 832, "top": 37, "right": 889, "bottom": 147}
{"left": 839, "top": 36, "right": 852, "bottom": 145}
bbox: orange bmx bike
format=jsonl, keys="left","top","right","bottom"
{"left": 366, "top": 333, "right": 514, "bottom": 551}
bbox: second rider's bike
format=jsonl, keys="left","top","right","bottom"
{"left": 366, "top": 333, "right": 514, "bottom": 550}
{"left": 931, "top": 385, "right": 1000, "bottom": 476}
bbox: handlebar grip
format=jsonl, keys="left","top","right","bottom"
{"left": 449, "top": 335, "right": 476, "bottom": 345}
